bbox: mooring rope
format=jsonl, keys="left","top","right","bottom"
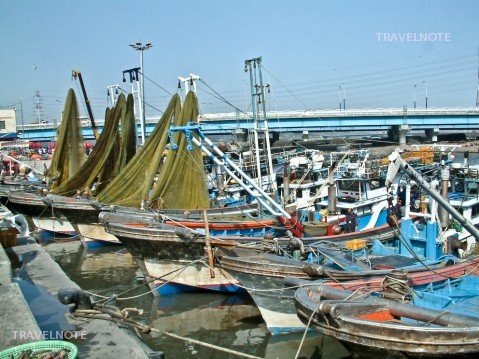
{"left": 73, "top": 303, "right": 261, "bottom": 359}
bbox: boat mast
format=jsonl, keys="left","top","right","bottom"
{"left": 178, "top": 73, "right": 200, "bottom": 102}
{"left": 244, "top": 57, "right": 276, "bottom": 195}
{"left": 122, "top": 67, "right": 142, "bottom": 148}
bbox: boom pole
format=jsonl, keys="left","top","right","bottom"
{"left": 386, "top": 151, "right": 479, "bottom": 242}
{"left": 72, "top": 70, "right": 99, "bottom": 140}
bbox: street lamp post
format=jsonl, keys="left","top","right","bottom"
{"left": 19, "top": 99, "right": 25, "bottom": 139}
{"left": 338, "top": 85, "right": 342, "bottom": 110}
{"left": 342, "top": 83, "right": 346, "bottom": 110}
{"left": 129, "top": 42, "right": 152, "bottom": 145}
{"left": 413, "top": 84, "right": 417, "bottom": 109}
{"left": 423, "top": 80, "right": 428, "bottom": 109}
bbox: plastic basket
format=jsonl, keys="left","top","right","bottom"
{"left": 0, "top": 340, "right": 78, "bottom": 359}
{"left": 345, "top": 239, "right": 366, "bottom": 251}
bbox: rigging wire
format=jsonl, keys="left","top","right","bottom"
{"left": 138, "top": 70, "right": 174, "bottom": 97}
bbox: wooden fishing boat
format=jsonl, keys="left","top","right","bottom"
{"left": 217, "top": 243, "right": 479, "bottom": 335}
{"left": 98, "top": 210, "right": 282, "bottom": 295}
{"left": 294, "top": 280, "right": 479, "bottom": 357}
{"left": 4, "top": 188, "right": 262, "bottom": 247}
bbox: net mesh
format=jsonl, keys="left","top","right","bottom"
{"left": 149, "top": 91, "right": 210, "bottom": 209}
{"left": 51, "top": 93, "right": 135, "bottom": 196}
{"left": 96, "top": 94, "right": 182, "bottom": 207}
{"left": 46, "top": 88, "right": 84, "bottom": 190}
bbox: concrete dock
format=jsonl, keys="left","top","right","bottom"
{"left": 0, "top": 233, "right": 161, "bottom": 358}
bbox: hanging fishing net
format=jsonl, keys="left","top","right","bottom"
{"left": 51, "top": 93, "right": 135, "bottom": 196}
{"left": 46, "top": 88, "right": 84, "bottom": 190}
{"left": 149, "top": 91, "right": 210, "bottom": 209}
{"left": 96, "top": 94, "right": 182, "bottom": 207}
{"left": 114, "top": 93, "right": 137, "bottom": 174}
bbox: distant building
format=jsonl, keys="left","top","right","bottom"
{"left": 0, "top": 110, "right": 18, "bottom": 140}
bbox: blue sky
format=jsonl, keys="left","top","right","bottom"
{"left": 1, "top": 0, "right": 478, "bottom": 123}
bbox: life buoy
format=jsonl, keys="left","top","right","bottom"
{"left": 455, "top": 182, "right": 464, "bottom": 192}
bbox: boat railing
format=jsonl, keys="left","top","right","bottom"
{"left": 239, "top": 148, "right": 322, "bottom": 173}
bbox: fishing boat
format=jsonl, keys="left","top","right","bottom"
{"left": 216, "top": 233, "right": 479, "bottom": 335}
{"left": 215, "top": 148, "right": 479, "bottom": 335}
{"left": 294, "top": 278, "right": 479, "bottom": 357}
{"left": 98, "top": 210, "right": 250, "bottom": 295}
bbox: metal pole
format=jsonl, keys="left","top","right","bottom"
{"left": 413, "top": 84, "right": 416, "bottom": 109}
{"left": 19, "top": 99, "right": 25, "bottom": 139}
{"left": 387, "top": 151, "right": 479, "bottom": 241}
{"left": 423, "top": 81, "right": 428, "bottom": 109}
{"left": 130, "top": 43, "right": 152, "bottom": 145}
{"left": 338, "top": 85, "right": 342, "bottom": 110}
{"left": 245, "top": 59, "right": 262, "bottom": 188}
{"left": 257, "top": 59, "right": 276, "bottom": 193}
{"left": 139, "top": 49, "right": 146, "bottom": 144}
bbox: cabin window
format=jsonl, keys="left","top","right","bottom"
{"left": 467, "top": 182, "right": 478, "bottom": 195}
{"left": 338, "top": 179, "right": 360, "bottom": 191}
{"left": 370, "top": 178, "right": 386, "bottom": 190}
{"left": 0, "top": 121, "right": 5, "bottom": 130}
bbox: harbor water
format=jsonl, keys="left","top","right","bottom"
{"left": 42, "top": 241, "right": 355, "bottom": 359}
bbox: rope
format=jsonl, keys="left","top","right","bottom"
{"left": 83, "top": 259, "right": 210, "bottom": 303}
{"left": 73, "top": 303, "right": 261, "bottom": 359}
{"left": 294, "top": 290, "right": 324, "bottom": 359}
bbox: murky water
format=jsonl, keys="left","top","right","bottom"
{"left": 44, "top": 242, "right": 353, "bottom": 359}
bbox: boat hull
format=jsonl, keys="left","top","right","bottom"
{"left": 295, "top": 283, "right": 479, "bottom": 356}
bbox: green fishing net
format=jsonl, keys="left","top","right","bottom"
{"left": 149, "top": 91, "right": 210, "bottom": 209}
{"left": 51, "top": 93, "right": 135, "bottom": 196}
{"left": 96, "top": 94, "right": 182, "bottom": 207}
{"left": 46, "top": 88, "right": 84, "bottom": 190}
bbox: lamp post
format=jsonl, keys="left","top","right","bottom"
{"left": 338, "top": 85, "right": 342, "bottom": 110}
{"left": 341, "top": 83, "right": 346, "bottom": 110}
{"left": 413, "top": 84, "right": 417, "bottom": 109}
{"left": 129, "top": 42, "right": 152, "bottom": 145}
{"left": 19, "top": 99, "right": 25, "bottom": 140}
{"left": 423, "top": 80, "right": 428, "bottom": 109}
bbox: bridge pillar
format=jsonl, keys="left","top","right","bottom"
{"left": 235, "top": 128, "right": 248, "bottom": 142}
{"left": 302, "top": 130, "right": 309, "bottom": 141}
{"left": 425, "top": 128, "right": 439, "bottom": 142}
{"left": 390, "top": 125, "right": 409, "bottom": 145}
